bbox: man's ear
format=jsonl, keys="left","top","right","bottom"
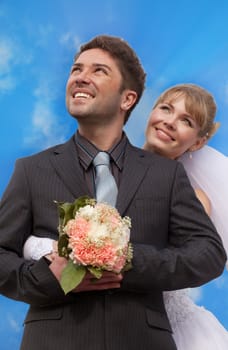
{"left": 189, "top": 136, "right": 208, "bottom": 152}
{"left": 120, "top": 90, "right": 137, "bottom": 111}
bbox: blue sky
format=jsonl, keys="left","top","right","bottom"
{"left": 0, "top": 0, "right": 228, "bottom": 348}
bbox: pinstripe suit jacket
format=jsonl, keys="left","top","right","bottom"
{"left": 0, "top": 136, "right": 226, "bottom": 350}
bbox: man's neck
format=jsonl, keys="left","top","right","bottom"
{"left": 78, "top": 125, "right": 123, "bottom": 151}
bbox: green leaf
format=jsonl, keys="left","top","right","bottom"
{"left": 54, "top": 196, "right": 95, "bottom": 230}
{"left": 87, "top": 266, "right": 103, "bottom": 279}
{"left": 122, "top": 261, "right": 132, "bottom": 272}
{"left": 58, "top": 234, "right": 71, "bottom": 258}
{"left": 60, "top": 202, "right": 75, "bottom": 226}
{"left": 60, "top": 260, "right": 86, "bottom": 294}
{"left": 72, "top": 196, "right": 95, "bottom": 217}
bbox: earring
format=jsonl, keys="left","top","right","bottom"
{"left": 189, "top": 152, "right": 193, "bottom": 160}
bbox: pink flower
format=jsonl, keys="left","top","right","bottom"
{"left": 62, "top": 203, "right": 131, "bottom": 272}
{"left": 65, "top": 217, "right": 90, "bottom": 240}
{"left": 56, "top": 196, "right": 133, "bottom": 294}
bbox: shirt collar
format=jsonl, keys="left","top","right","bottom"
{"left": 74, "top": 131, "right": 127, "bottom": 171}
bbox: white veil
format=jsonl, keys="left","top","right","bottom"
{"left": 179, "top": 145, "right": 228, "bottom": 265}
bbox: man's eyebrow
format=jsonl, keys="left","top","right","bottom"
{"left": 71, "top": 63, "right": 82, "bottom": 70}
{"left": 71, "top": 62, "right": 112, "bottom": 71}
{"left": 93, "top": 63, "right": 112, "bottom": 71}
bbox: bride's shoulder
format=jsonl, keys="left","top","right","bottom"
{"left": 194, "top": 188, "right": 211, "bottom": 215}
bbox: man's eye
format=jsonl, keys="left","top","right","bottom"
{"left": 94, "top": 67, "right": 107, "bottom": 74}
{"left": 71, "top": 66, "right": 81, "bottom": 73}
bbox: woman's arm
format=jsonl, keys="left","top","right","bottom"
{"left": 195, "top": 188, "right": 211, "bottom": 215}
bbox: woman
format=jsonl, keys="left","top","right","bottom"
{"left": 143, "top": 83, "right": 228, "bottom": 349}
{"left": 143, "top": 83, "right": 228, "bottom": 255}
{"left": 24, "top": 83, "right": 228, "bottom": 349}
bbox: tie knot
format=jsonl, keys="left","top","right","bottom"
{"left": 93, "top": 152, "right": 110, "bottom": 167}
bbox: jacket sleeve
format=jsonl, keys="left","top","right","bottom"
{"left": 0, "top": 159, "right": 75, "bottom": 306}
{"left": 121, "top": 161, "right": 227, "bottom": 292}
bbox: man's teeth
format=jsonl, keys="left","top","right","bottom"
{"left": 74, "top": 92, "right": 91, "bottom": 98}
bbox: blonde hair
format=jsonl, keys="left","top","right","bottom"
{"left": 153, "top": 84, "right": 219, "bottom": 139}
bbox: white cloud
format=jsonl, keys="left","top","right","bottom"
{"left": 188, "top": 287, "right": 203, "bottom": 303}
{"left": 124, "top": 87, "right": 155, "bottom": 147}
{"left": 35, "top": 24, "right": 54, "bottom": 47}
{"left": 0, "top": 4, "right": 6, "bottom": 18}
{"left": 33, "top": 78, "right": 59, "bottom": 101}
{"left": 213, "top": 272, "right": 228, "bottom": 289}
{"left": 6, "top": 313, "right": 21, "bottom": 333}
{"left": 0, "top": 76, "right": 15, "bottom": 92}
{"left": 0, "top": 39, "right": 16, "bottom": 93}
{"left": 0, "top": 37, "right": 33, "bottom": 94}
{"left": 59, "top": 32, "right": 82, "bottom": 51}
{"left": 23, "top": 70, "right": 72, "bottom": 150}
{"left": 0, "top": 39, "right": 13, "bottom": 75}
{"left": 24, "top": 100, "right": 68, "bottom": 150}
{"left": 224, "top": 81, "right": 228, "bottom": 104}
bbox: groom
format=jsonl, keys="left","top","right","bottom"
{"left": 0, "top": 35, "right": 226, "bottom": 350}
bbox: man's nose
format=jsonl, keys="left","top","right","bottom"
{"left": 75, "top": 70, "right": 91, "bottom": 84}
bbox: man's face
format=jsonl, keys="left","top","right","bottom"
{"left": 66, "top": 48, "right": 125, "bottom": 126}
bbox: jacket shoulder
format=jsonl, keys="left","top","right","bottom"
{"left": 128, "top": 143, "right": 181, "bottom": 170}
{"left": 16, "top": 137, "right": 74, "bottom": 165}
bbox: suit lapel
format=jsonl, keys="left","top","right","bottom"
{"left": 49, "top": 137, "right": 152, "bottom": 212}
{"left": 50, "top": 137, "right": 92, "bottom": 199}
{"left": 116, "top": 143, "right": 151, "bottom": 216}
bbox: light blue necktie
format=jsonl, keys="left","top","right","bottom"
{"left": 93, "top": 152, "right": 118, "bottom": 207}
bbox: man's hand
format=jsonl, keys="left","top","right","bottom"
{"left": 49, "top": 254, "right": 123, "bottom": 292}
{"left": 75, "top": 270, "right": 123, "bottom": 292}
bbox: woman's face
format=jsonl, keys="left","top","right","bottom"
{"left": 145, "top": 96, "right": 205, "bottom": 159}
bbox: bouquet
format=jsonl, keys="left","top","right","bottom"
{"left": 55, "top": 196, "right": 133, "bottom": 294}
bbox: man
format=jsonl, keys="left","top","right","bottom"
{"left": 0, "top": 35, "right": 226, "bottom": 350}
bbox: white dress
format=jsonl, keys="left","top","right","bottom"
{"left": 23, "top": 145, "right": 228, "bottom": 349}
{"left": 163, "top": 145, "right": 228, "bottom": 349}
{"left": 179, "top": 145, "right": 228, "bottom": 259}
{"left": 164, "top": 289, "right": 228, "bottom": 349}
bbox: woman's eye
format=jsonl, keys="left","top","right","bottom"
{"left": 182, "top": 118, "right": 193, "bottom": 127}
{"left": 160, "top": 105, "right": 170, "bottom": 111}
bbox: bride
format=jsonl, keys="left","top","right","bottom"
{"left": 143, "top": 83, "right": 228, "bottom": 349}
{"left": 24, "top": 83, "right": 228, "bottom": 349}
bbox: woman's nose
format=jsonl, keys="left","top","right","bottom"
{"left": 163, "top": 116, "right": 177, "bottom": 130}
